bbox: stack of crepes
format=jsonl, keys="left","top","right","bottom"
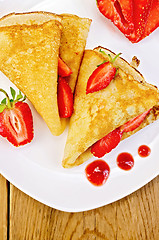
{"left": 0, "top": 12, "right": 91, "bottom": 135}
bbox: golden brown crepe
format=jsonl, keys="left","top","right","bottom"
{"left": 62, "top": 47, "right": 159, "bottom": 168}
{"left": 0, "top": 11, "right": 92, "bottom": 92}
{"left": 0, "top": 20, "right": 66, "bottom": 136}
{"left": 60, "top": 14, "right": 91, "bottom": 91}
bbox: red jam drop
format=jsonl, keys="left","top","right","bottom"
{"left": 117, "top": 152, "right": 134, "bottom": 170}
{"left": 85, "top": 160, "right": 110, "bottom": 186}
{"left": 138, "top": 145, "right": 151, "bottom": 157}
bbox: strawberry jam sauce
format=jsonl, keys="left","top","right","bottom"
{"left": 117, "top": 152, "right": 134, "bottom": 170}
{"left": 138, "top": 145, "right": 151, "bottom": 157}
{"left": 85, "top": 160, "right": 110, "bottom": 186}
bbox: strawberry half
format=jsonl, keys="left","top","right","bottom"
{"left": 126, "top": 0, "right": 153, "bottom": 43}
{"left": 86, "top": 61, "right": 116, "bottom": 94}
{"left": 0, "top": 88, "right": 33, "bottom": 147}
{"left": 91, "top": 128, "right": 123, "bottom": 158}
{"left": 86, "top": 53, "right": 121, "bottom": 94}
{"left": 57, "top": 77, "right": 74, "bottom": 118}
{"left": 120, "top": 109, "right": 151, "bottom": 133}
{"left": 58, "top": 58, "right": 72, "bottom": 77}
{"left": 97, "top": 0, "right": 134, "bottom": 35}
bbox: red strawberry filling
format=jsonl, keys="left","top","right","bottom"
{"left": 91, "top": 128, "right": 123, "bottom": 158}
{"left": 57, "top": 77, "right": 74, "bottom": 118}
{"left": 91, "top": 109, "right": 151, "bottom": 158}
{"left": 57, "top": 59, "right": 74, "bottom": 118}
{"left": 58, "top": 58, "right": 72, "bottom": 77}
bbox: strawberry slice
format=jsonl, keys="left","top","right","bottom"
{"left": 91, "top": 109, "right": 151, "bottom": 157}
{"left": 97, "top": 0, "right": 134, "bottom": 35}
{"left": 126, "top": 0, "right": 153, "bottom": 43}
{"left": 91, "top": 128, "right": 123, "bottom": 158}
{"left": 0, "top": 88, "right": 33, "bottom": 147}
{"left": 120, "top": 109, "right": 151, "bottom": 133}
{"left": 57, "top": 77, "right": 74, "bottom": 118}
{"left": 58, "top": 58, "right": 72, "bottom": 77}
{"left": 86, "top": 62, "right": 116, "bottom": 94}
{"left": 142, "top": 0, "right": 159, "bottom": 38}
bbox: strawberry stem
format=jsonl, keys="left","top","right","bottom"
{"left": 0, "top": 88, "right": 11, "bottom": 108}
{"left": 111, "top": 53, "right": 122, "bottom": 63}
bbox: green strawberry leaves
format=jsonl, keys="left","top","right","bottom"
{"left": 1, "top": 98, "right": 6, "bottom": 104}
{"left": 97, "top": 60, "right": 107, "bottom": 67}
{"left": 10, "top": 87, "right": 16, "bottom": 100}
{"left": 16, "top": 90, "right": 23, "bottom": 101}
{"left": 0, "top": 104, "right": 6, "bottom": 113}
{"left": 0, "top": 87, "right": 27, "bottom": 113}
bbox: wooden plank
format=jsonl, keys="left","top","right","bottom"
{"left": 0, "top": 175, "right": 8, "bottom": 240}
{"left": 9, "top": 184, "right": 84, "bottom": 240}
{"left": 116, "top": 176, "right": 159, "bottom": 240}
{"left": 9, "top": 177, "right": 159, "bottom": 240}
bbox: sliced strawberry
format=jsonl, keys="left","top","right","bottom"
{"left": 97, "top": 0, "right": 134, "bottom": 35}
{"left": 58, "top": 58, "right": 72, "bottom": 77}
{"left": 0, "top": 88, "right": 33, "bottom": 147}
{"left": 91, "top": 109, "right": 151, "bottom": 157}
{"left": 126, "top": 0, "right": 153, "bottom": 43}
{"left": 91, "top": 128, "right": 123, "bottom": 158}
{"left": 86, "top": 62, "right": 116, "bottom": 94}
{"left": 120, "top": 109, "right": 151, "bottom": 133}
{"left": 57, "top": 77, "right": 74, "bottom": 118}
{"left": 142, "top": 0, "right": 159, "bottom": 38}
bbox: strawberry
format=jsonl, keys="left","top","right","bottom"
{"left": 0, "top": 88, "right": 33, "bottom": 147}
{"left": 58, "top": 58, "right": 72, "bottom": 77}
{"left": 97, "top": 0, "right": 134, "bottom": 35}
{"left": 126, "top": 0, "right": 153, "bottom": 43}
{"left": 91, "top": 109, "right": 151, "bottom": 157}
{"left": 142, "top": 0, "right": 159, "bottom": 38}
{"left": 120, "top": 109, "right": 151, "bottom": 133}
{"left": 86, "top": 53, "right": 121, "bottom": 94}
{"left": 57, "top": 77, "right": 74, "bottom": 118}
{"left": 97, "top": 0, "right": 158, "bottom": 43}
{"left": 91, "top": 128, "right": 123, "bottom": 158}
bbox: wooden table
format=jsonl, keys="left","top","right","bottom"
{"left": 0, "top": 174, "right": 159, "bottom": 240}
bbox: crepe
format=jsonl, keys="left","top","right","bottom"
{"left": 62, "top": 47, "right": 159, "bottom": 168}
{"left": 0, "top": 11, "right": 92, "bottom": 92}
{"left": 0, "top": 20, "right": 66, "bottom": 136}
{"left": 59, "top": 14, "right": 91, "bottom": 91}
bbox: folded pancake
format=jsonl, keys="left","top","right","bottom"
{"left": 63, "top": 47, "right": 159, "bottom": 168}
{"left": 0, "top": 20, "right": 66, "bottom": 136}
{"left": 0, "top": 12, "right": 92, "bottom": 92}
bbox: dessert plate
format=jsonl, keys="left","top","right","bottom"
{"left": 0, "top": 0, "right": 159, "bottom": 212}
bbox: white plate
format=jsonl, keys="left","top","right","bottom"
{"left": 0, "top": 0, "right": 159, "bottom": 212}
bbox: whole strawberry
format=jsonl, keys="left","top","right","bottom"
{"left": 0, "top": 87, "right": 34, "bottom": 147}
